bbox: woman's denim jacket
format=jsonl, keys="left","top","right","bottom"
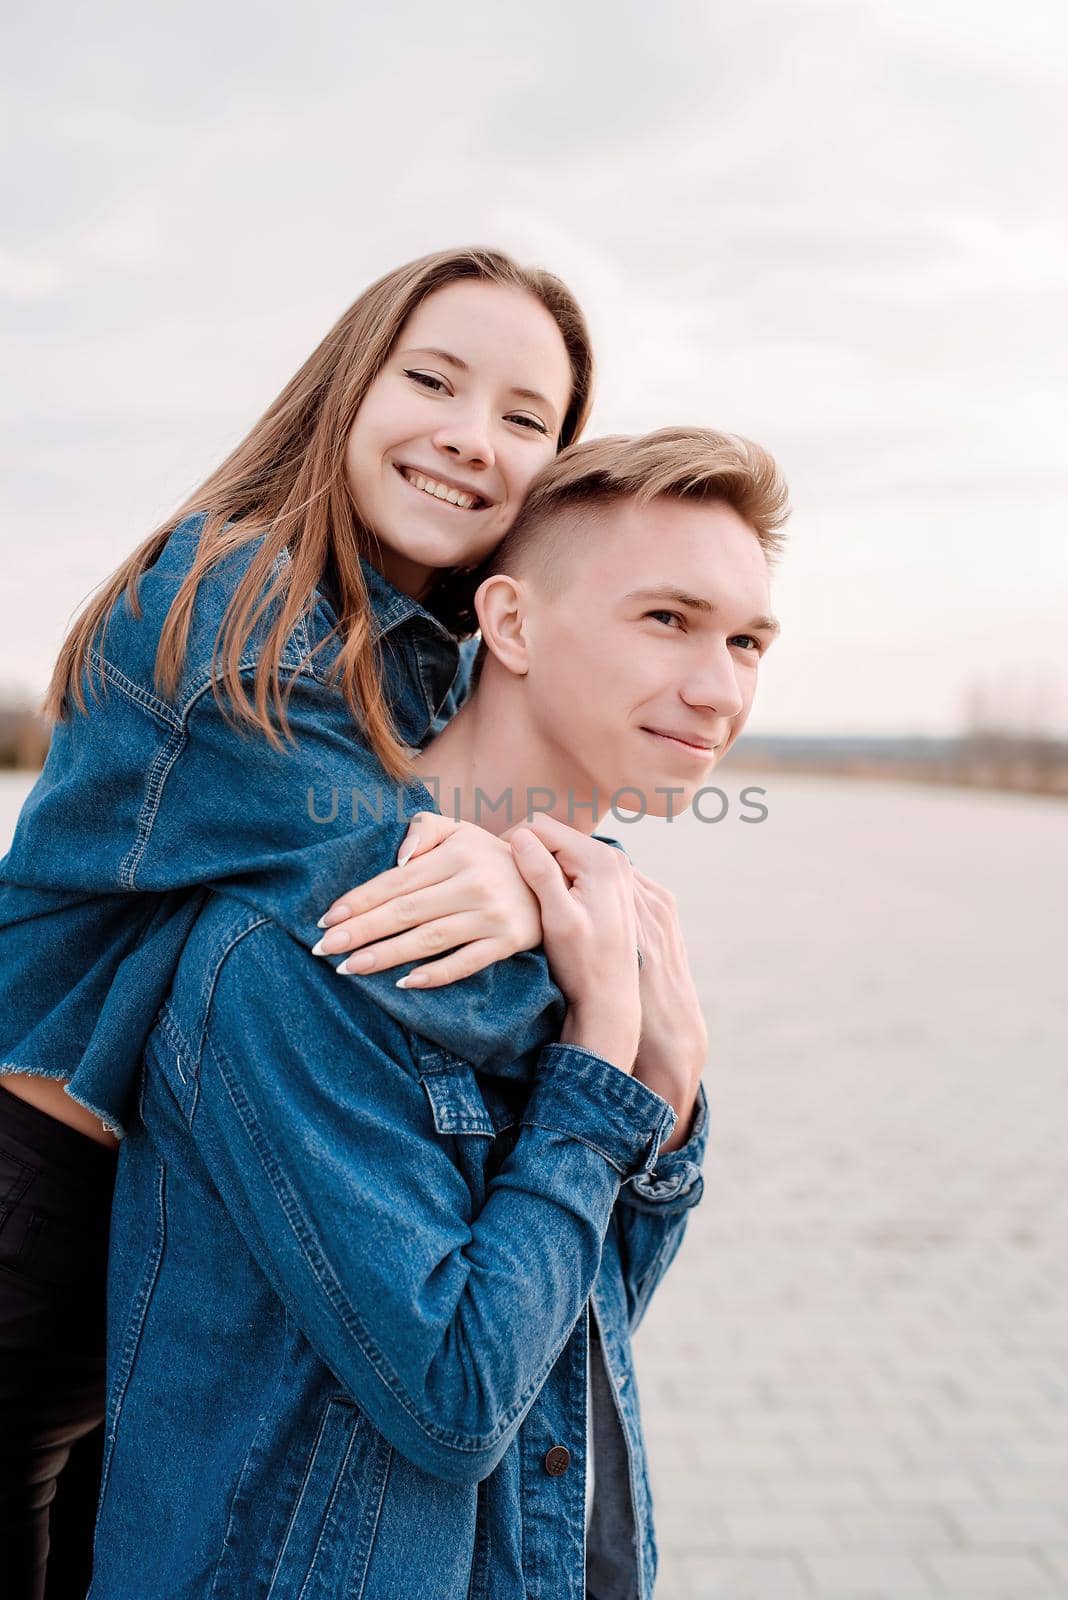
{"left": 0, "top": 517, "right": 708, "bottom": 1597}
{"left": 0, "top": 516, "right": 475, "bottom": 1133}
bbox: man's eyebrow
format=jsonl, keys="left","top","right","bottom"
{"left": 398, "top": 348, "right": 558, "bottom": 419}
{"left": 624, "top": 585, "right": 781, "bottom": 636}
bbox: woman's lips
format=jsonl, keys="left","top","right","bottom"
{"left": 394, "top": 462, "right": 489, "bottom": 510}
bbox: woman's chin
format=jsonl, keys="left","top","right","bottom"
{"left": 381, "top": 524, "right": 496, "bottom": 578}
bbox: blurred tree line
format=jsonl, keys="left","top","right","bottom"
{"left": 0, "top": 692, "right": 49, "bottom": 770}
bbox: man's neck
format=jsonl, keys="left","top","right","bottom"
{"left": 412, "top": 681, "right": 602, "bottom": 838}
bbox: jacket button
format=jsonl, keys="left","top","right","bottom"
{"left": 543, "top": 1445, "right": 571, "bottom": 1477}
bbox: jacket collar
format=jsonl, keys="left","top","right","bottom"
{"left": 359, "top": 557, "right": 454, "bottom": 645}
{"left": 310, "top": 558, "right": 460, "bottom": 749}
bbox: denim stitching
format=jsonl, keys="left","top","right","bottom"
{"left": 194, "top": 907, "right": 272, "bottom": 1070}
{"left": 211, "top": 1308, "right": 294, "bottom": 1599}
{"left": 264, "top": 1398, "right": 334, "bottom": 1597}
{"left": 414, "top": 642, "right": 445, "bottom": 740}
{"left": 97, "top": 1087, "right": 167, "bottom": 1506}
{"left": 351, "top": 1431, "right": 392, "bottom": 1600}
{"left": 208, "top": 1022, "right": 573, "bottom": 1456}
{"left": 296, "top": 1407, "right": 391, "bottom": 1600}
{"left": 155, "top": 1001, "right": 191, "bottom": 1062}
{"left": 85, "top": 648, "right": 183, "bottom": 729}
{"left": 117, "top": 726, "right": 186, "bottom": 889}
{"left": 178, "top": 643, "right": 308, "bottom": 715}
{"left": 296, "top": 1410, "right": 363, "bottom": 1599}
{"left": 515, "top": 1117, "right": 631, "bottom": 1178}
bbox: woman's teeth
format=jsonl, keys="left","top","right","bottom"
{"left": 401, "top": 468, "right": 481, "bottom": 510}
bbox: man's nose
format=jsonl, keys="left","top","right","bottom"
{"left": 681, "top": 650, "right": 745, "bottom": 718}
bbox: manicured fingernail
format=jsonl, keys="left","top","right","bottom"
{"left": 312, "top": 938, "right": 326, "bottom": 956}
{"left": 397, "top": 841, "right": 418, "bottom": 868}
{"left": 396, "top": 972, "right": 428, "bottom": 989}
{"left": 317, "top": 905, "right": 350, "bottom": 929}
{"left": 340, "top": 950, "right": 372, "bottom": 973}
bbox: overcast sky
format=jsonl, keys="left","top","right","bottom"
{"left": 3, "top": 0, "right": 1065, "bottom": 735}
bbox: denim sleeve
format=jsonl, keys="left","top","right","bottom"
{"left": 613, "top": 1079, "right": 709, "bottom": 1332}
{"left": 136, "top": 665, "right": 566, "bottom": 1075}
{"left": 135, "top": 662, "right": 425, "bottom": 909}
{"left": 189, "top": 920, "right": 677, "bottom": 1486}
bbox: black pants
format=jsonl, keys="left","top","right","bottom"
{"left": 0, "top": 1084, "right": 116, "bottom": 1600}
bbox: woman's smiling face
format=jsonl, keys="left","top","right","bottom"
{"left": 345, "top": 279, "right": 574, "bottom": 600}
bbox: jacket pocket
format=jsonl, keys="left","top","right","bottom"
{"left": 266, "top": 1396, "right": 391, "bottom": 1600}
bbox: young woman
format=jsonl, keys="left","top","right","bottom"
{"left": 0, "top": 245, "right": 594, "bottom": 1598}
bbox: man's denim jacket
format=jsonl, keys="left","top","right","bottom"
{"left": 0, "top": 516, "right": 708, "bottom": 1597}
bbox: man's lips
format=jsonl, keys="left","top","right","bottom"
{"left": 641, "top": 727, "right": 721, "bottom": 756}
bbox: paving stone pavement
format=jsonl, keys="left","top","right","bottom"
{"left": 2, "top": 772, "right": 1065, "bottom": 1597}
{"left": 626, "top": 775, "right": 1068, "bottom": 1599}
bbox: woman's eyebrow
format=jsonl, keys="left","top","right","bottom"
{"left": 400, "top": 345, "right": 469, "bottom": 371}
{"left": 398, "top": 347, "right": 558, "bottom": 418}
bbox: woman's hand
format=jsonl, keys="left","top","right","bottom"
{"left": 314, "top": 813, "right": 542, "bottom": 988}
{"left": 631, "top": 868, "right": 708, "bottom": 1152}
{"left": 508, "top": 813, "right": 641, "bottom": 1075}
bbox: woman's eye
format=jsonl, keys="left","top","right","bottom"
{"left": 647, "top": 610, "right": 685, "bottom": 629}
{"left": 508, "top": 413, "right": 550, "bottom": 435}
{"left": 404, "top": 369, "right": 449, "bottom": 393}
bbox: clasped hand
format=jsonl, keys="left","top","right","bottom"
{"left": 315, "top": 812, "right": 706, "bottom": 1144}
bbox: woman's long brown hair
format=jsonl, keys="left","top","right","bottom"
{"left": 43, "top": 247, "right": 595, "bottom": 779}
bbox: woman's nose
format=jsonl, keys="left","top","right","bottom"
{"left": 433, "top": 412, "right": 495, "bottom": 469}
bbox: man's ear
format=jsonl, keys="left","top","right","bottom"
{"left": 474, "top": 574, "right": 529, "bottom": 678}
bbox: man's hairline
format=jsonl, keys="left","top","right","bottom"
{"left": 496, "top": 487, "right": 772, "bottom": 596}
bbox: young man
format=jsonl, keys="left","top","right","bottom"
{"left": 88, "top": 428, "right": 787, "bottom": 1600}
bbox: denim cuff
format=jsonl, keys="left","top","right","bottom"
{"left": 619, "top": 1079, "right": 709, "bottom": 1211}
{"left": 522, "top": 1043, "right": 678, "bottom": 1179}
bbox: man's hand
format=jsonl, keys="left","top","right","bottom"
{"left": 632, "top": 868, "right": 708, "bottom": 1152}
{"left": 508, "top": 813, "right": 642, "bottom": 1075}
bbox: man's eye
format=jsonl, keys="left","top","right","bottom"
{"left": 647, "top": 610, "right": 685, "bottom": 629}
{"left": 508, "top": 413, "right": 550, "bottom": 435}
{"left": 731, "top": 635, "right": 762, "bottom": 652}
{"left": 404, "top": 369, "right": 449, "bottom": 393}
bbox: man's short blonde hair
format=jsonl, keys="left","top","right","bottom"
{"left": 489, "top": 425, "right": 790, "bottom": 594}
{"left": 470, "top": 425, "right": 789, "bottom": 681}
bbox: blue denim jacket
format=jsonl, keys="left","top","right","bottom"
{"left": 0, "top": 515, "right": 480, "bottom": 1131}
{"left": 90, "top": 889, "right": 708, "bottom": 1599}
{"left": 1, "top": 515, "right": 709, "bottom": 1594}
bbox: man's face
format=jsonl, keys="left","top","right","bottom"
{"left": 520, "top": 495, "right": 779, "bottom": 815}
